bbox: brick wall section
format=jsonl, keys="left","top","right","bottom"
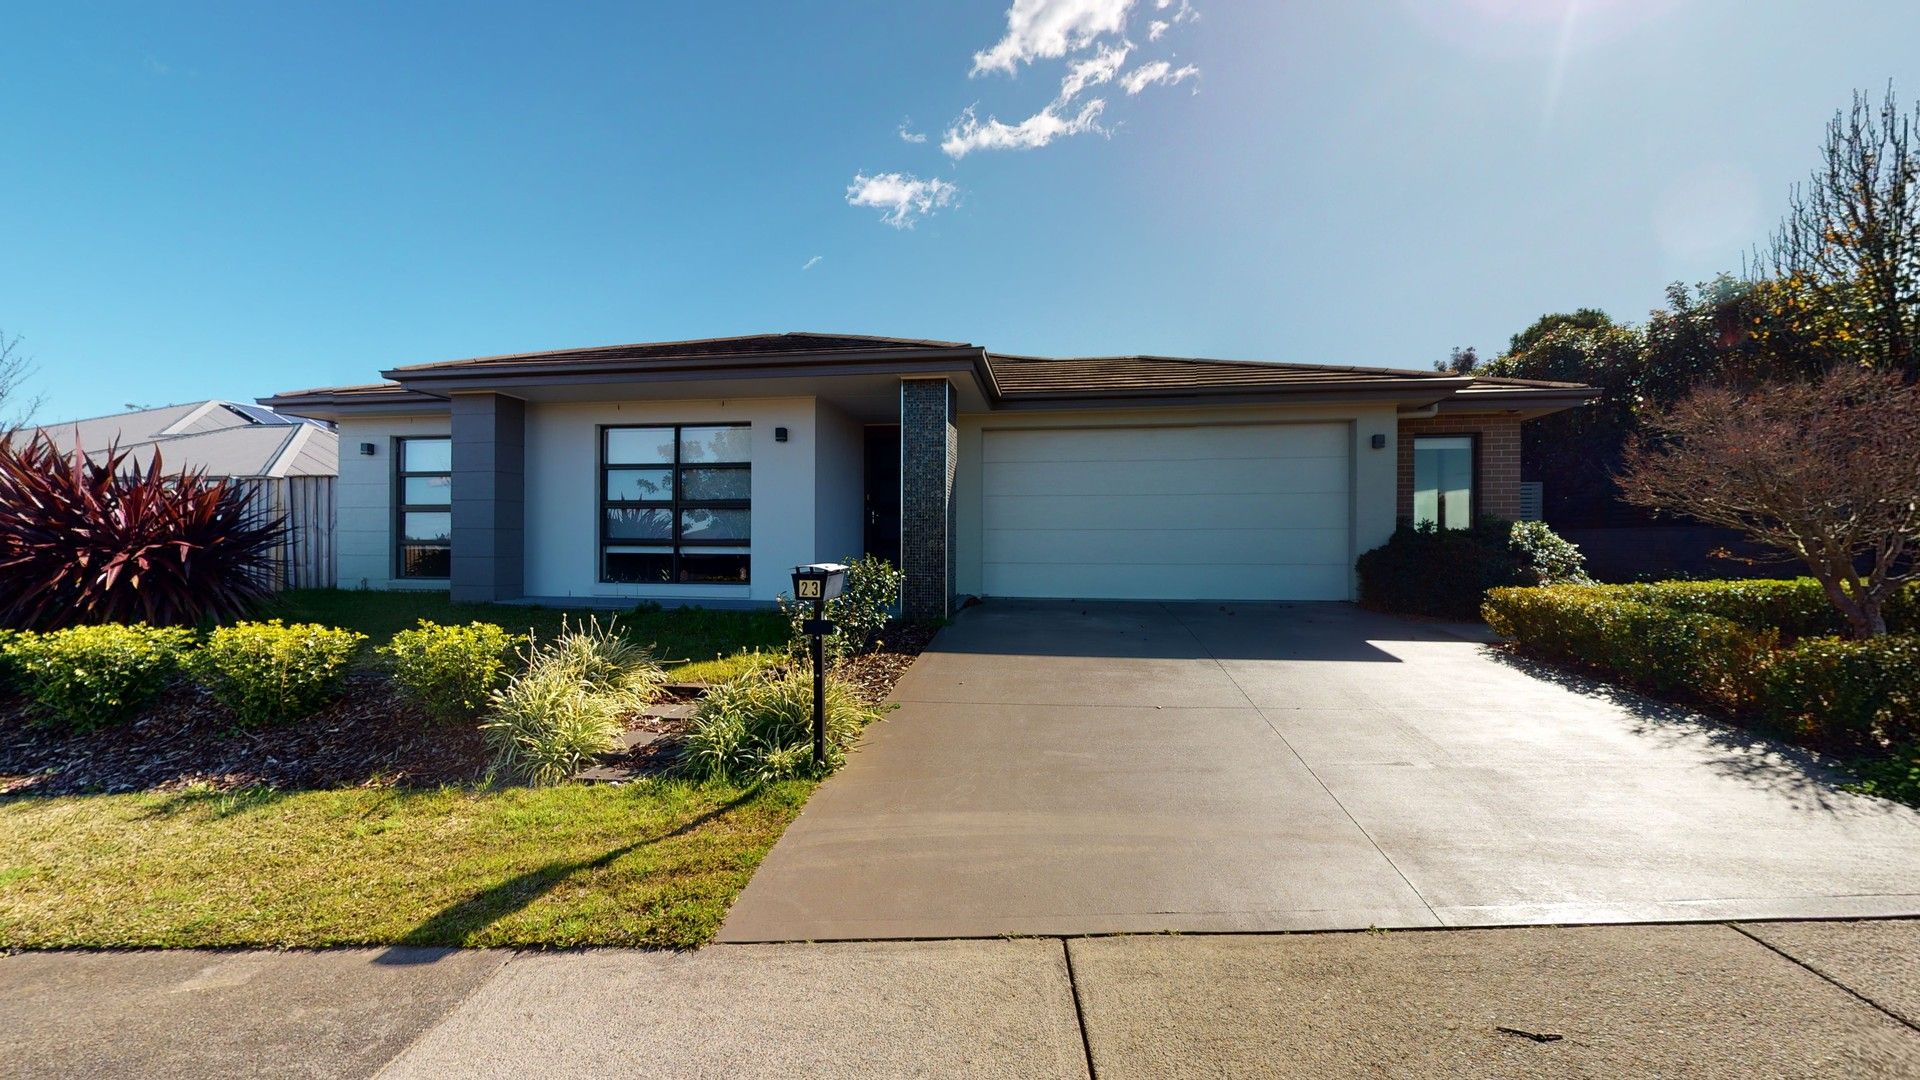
{"left": 450, "top": 393, "right": 526, "bottom": 602}
{"left": 1396, "top": 413, "right": 1522, "bottom": 522}
{"left": 900, "top": 378, "right": 957, "bottom": 621}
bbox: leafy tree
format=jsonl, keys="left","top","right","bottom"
{"left": 1483, "top": 315, "right": 1647, "bottom": 525}
{"left": 1758, "top": 85, "right": 1920, "bottom": 378}
{"left": 1620, "top": 368, "right": 1920, "bottom": 637}
{"left": 1434, "top": 346, "right": 1480, "bottom": 375}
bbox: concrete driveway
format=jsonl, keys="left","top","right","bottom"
{"left": 720, "top": 600, "right": 1920, "bottom": 941}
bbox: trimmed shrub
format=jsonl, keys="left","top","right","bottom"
{"left": 193, "top": 621, "right": 366, "bottom": 726}
{"left": 1509, "top": 521, "right": 1592, "bottom": 585}
{"left": 1517, "top": 578, "right": 1920, "bottom": 641}
{"left": 1483, "top": 586, "right": 1777, "bottom": 710}
{"left": 380, "top": 620, "right": 525, "bottom": 722}
{"left": 1850, "top": 744, "right": 1920, "bottom": 807}
{"left": 0, "top": 628, "right": 22, "bottom": 695}
{"left": 1762, "top": 636, "right": 1920, "bottom": 750}
{"left": 4, "top": 623, "right": 195, "bottom": 731}
{"left": 0, "top": 433, "right": 284, "bottom": 630}
{"left": 1357, "top": 520, "right": 1592, "bottom": 620}
{"left": 676, "top": 670, "right": 885, "bottom": 784}
{"left": 783, "top": 555, "right": 906, "bottom": 661}
{"left": 481, "top": 617, "right": 665, "bottom": 786}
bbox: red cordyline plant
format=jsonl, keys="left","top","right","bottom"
{"left": 0, "top": 432, "right": 286, "bottom": 630}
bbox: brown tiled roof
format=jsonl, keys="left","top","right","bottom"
{"left": 985, "top": 354, "right": 1465, "bottom": 398}
{"left": 264, "top": 334, "right": 1597, "bottom": 410}
{"left": 386, "top": 332, "right": 976, "bottom": 374}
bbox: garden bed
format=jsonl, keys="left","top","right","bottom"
{"left": 0, "top": 617, "right": 939, "bottom": 797}
{"left": 0, "top": 671, "right": 488, "bottom": 796}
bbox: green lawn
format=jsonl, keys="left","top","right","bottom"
{"left": 0, "top": 779, "right": 811, "bottom": 949}
{"left": 264, "top": 589, "right": 790, "bottom": 681}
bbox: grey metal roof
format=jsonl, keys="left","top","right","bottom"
{"left": 26, "top": 401, "right": 338, "bottom": 478}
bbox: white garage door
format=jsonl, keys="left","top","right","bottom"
{"left": 980, "top": 423, "right": 1351, "bottom": 601}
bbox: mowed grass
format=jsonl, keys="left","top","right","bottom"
{"left": 263, "top": 589, "right": 789, "bottom": 681}
{"left": 0, "top": 779, "right": 812, "bottom": 949}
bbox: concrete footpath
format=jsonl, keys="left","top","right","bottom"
{"left": 4, "top": 920, "right": 1919, "bottom": 1078}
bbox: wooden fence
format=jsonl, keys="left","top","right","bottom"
{"left": 234, "top": 476, "right": 336, "bottom": 590}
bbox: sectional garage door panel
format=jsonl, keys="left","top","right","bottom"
{"left": 979, "top": 424, "right": 1352, "bottom": 601}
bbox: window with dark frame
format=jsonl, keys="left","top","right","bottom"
{"left": 601, "top": 424, "right": 751, "bottom": 584}
{"left": 396, "top": 436, "right": 452, "bottom": 578}
{"left": 1412, "top": 434, "right": 1475, "bottom": 530}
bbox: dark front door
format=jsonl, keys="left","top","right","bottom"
{"left": 864, "top": 424, "right": 901, "bottom": 566}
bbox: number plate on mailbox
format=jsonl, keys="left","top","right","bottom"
{"left": 797, "top": 579, "right": 823, "bottom": 599}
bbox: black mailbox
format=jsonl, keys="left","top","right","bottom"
{"left": 791, "top": 563, "right": 848, "bottom": 603}
{"left": 791, "top": 563, "right": 849, "bottom": 768}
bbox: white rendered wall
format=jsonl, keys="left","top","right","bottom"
{"left": 813, "top": 402, "right": 866, "bottom": 566}
{"left": 333, "top": 414, "right": 453, "bottom": 591}
{"left": 522, "top": 397, "right": 821, "bottom": 603}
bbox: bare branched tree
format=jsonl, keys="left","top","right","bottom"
{"left": 1619, "top": 368, "right": 1920, "bottom": 637}
{"left": 0, "top": 330, "right": 42, "bottom": 434}
{"left": 1763, "top": 85, "right": 1920, "bottom": 378}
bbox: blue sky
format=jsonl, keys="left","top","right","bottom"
{"left": 6, "top": 0, "right": 1919, "bottom": 422}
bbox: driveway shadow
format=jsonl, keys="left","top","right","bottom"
{"left": 1482, "top": 647, "right": 1889, "bottom": 814}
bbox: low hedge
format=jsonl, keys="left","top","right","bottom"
{"left": 1763, "top": 636, "right": 1920, "bottom": 750}
{"left": 3, "top": 624, "right": 197, "bottom": 731}
{"left": 1485, "top": 584, "right": 1919, "bottom": 752}
{"left": 192, "top": 621, "right": 368, "bottom": 726}
{"left": 1602, "top": 578, "right": 1920, "bottom": 640}
{"left": 1482, "top": 587, "right": 1776, "bottom": 711}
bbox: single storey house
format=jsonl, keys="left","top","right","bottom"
{"left": 260, "top": 333, "right": 1594, "bottom": 619}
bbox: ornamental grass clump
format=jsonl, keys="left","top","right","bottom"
{"left": 192, "top": 620, "right": 367, "bottom": 726}
{"left": 676, "top": 669, "right": 884, "bottom": 784}
{"left": 4, "top": 623, "right": 195, "bottom": 731}
{"left": 482, "top": 616, "right": 665, "bottom": 786}
{"left": 380, "top": 620, "right": 525, "bottom": 721}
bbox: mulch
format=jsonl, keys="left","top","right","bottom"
{"left": 0, "top": 620, "right": 944, "bottom": 797}
{"left": 0, "top": 671, "right": 488, "bottom": 797}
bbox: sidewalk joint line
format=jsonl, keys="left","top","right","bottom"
{"left": 1727, "top": 923, "right": 1920, "bottom": 1035}
{"left": 1059, "top": 937, "right": 1099, "bottom": 1080}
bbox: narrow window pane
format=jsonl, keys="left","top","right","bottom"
{"left": 403, "top": 475, "right": 451, "bottom": 506}
{"left": 605, "top": 550, "right": 673, "bottom": 583}
{"left": 401, "top": 438, "right": 451, "bottom": 473}
{"left": 606, "top": 507, "right": 674, "bottom": 540}
{"left": 679, "top": 425, "right": 751, "bottom": 463}
{"left": 679, "top": 551, "right": 751, "bottom": 583}
{"left": 402, "top": 511, "right": 451, "bottom": 543}
{"left": 680, "top": 507, "right": 750, "bottom": 541}
{"left": 680, "top": 466, "right": 750, "bottom": 501}
{"left": 606, "top": 467, "right": 673, "bottom": 502}
{"left": 606, "top": 427, "right": 674, "bottom": 465}
{"left": 400, "top": 545, "right": 450, "bottom": 579}
{"left": 1412, "top": 437, "right": 1474, "bottom": 530}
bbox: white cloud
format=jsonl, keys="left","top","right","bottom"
{"left": 1058, "top": 41, "right": 1129, "bottom": 102}
{"left": 1147, "top": 20, "right": 1169, "bottom": 40}
{"left": 845, "top": 172, "right": 960, "bottom": 228}
{"left": 1119, "top": 60, "right": 1198, "bottom": 94}
{"left": 802, "top": 255, "right": 823, "bottom": 271}
{"left": 941, "top": 99, "right": 1106, "bottom": 158}
{"left": 897, "top": 119, "right": 928, "bottom": 143}
{"left": 971, "top": 0, "right": 1135, "bottom": 76}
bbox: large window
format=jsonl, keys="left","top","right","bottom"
{"left": 601, "top": 424, "right": 751, "bottom": 584}
{"left": 1412, "top": 435, "right": 1474, "bottom": 530}
{"left": 396, "top": 436, "right": 452, "bottom": 578}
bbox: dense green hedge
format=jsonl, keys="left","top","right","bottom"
{"left": 1484, "top": 584, "right": 1920, "bottom": 753}
{"left": 1356, "top": 519, "right": 1590, "bottom": 620}
{"left": 1600, "top": 578, "right": 1919, "bottom": 640}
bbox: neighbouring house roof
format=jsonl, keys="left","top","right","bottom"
{"left": 260, "top": 333, "right": 1599, "bottom": 415}
{"left": 25, "top": 400, "right": 338, "bottom": 478}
